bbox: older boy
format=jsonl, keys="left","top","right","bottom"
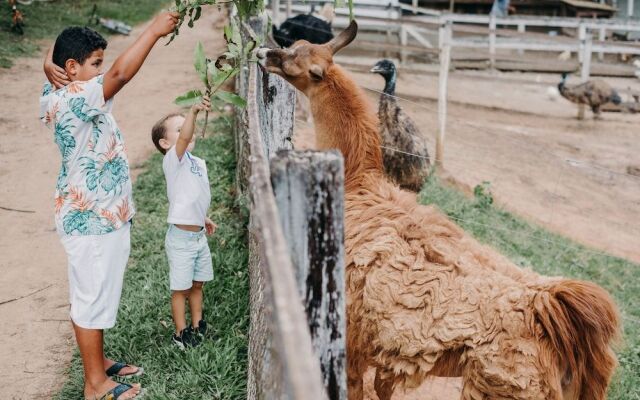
{"left": 40, "top": 12, "right": 178, "bottom": 400}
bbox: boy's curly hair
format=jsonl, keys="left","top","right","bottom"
{"left": 151, "top": 113, "right": 184, "bottom": 155}
{"left": 52, "top": 27, "right": 107, "bottom": 68}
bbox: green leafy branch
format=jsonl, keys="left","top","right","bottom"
{"left": 174, "top": 21, "right": 252, "bottom": 136}
{"left": 167, "top": 0, "right": 353, "bottom": 44}
{"left": 167, "top": 0, "right": 230, "bottom": 45}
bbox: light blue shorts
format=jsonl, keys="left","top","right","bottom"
{"left": 165, "top": 224, "right": 213, "bottom": 291}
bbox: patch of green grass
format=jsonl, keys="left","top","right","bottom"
{"left": 56, "top": 119, "right": 249, "bottom": 399}
{"left": 419, "top": 176, "right": 640, "bottom": 399}
{"left": 0, "top": 0, "right": 167, "bottom": 68}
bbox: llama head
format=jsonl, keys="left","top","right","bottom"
{"left": 257, "top": 20, "right": 358, "bottom": 94}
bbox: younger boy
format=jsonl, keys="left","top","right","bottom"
{"left": 40, "top": 12, "right": 178, "bottom": 400}
{"left": 151, "top": 96, "right": 216, "bottom": 348}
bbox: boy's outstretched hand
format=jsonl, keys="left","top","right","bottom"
{"left": 205, "top": 217, "right": 217, "bottom": 236}
{"left": 150, "top": 12, "right": 180, "bottom": 38}
{"left": 190, "top": 95, "right": 211, "bottom": 115}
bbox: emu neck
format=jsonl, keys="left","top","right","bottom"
{"left": 383, "top": 71, "right": 396, "bottom": 95}
{"left": 309, "top": 64, "right": 384, "bottom": 189}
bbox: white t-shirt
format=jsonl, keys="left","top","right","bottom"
{"left": 163, "top": 146, "right": 211, "bottom": 227}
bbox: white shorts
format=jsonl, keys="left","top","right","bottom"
{"left": 59, "top": 223, "right": 131, "bottom": 329}
{"left": 165, "top": 224, "right": 213, "bottom": 291}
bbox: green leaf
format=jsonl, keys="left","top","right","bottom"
{"left": 215, "top": 91, "right": 246, "bottom": 108}
{"left": 194, "top": 6, "right": 202, "bottom": 21}
{"left": 211, "top": 68, "right": 237, "bottom": 89}
{"left": 230, "top": 22, "right": 242, "bottom": 46}
{"left": 207, "top": 61, "right": 221, "bottom": 81}
{"left": 174, "top": 89, "right": 204, "bottom": 107}
{"left": 228, "top": 43, "right": 241, "bottom": 57}
{"left": 223, "top": 24, "right": 232, "bottom": 42}
{"left": 193, "top": 42, "right": 208, "bottom": 85}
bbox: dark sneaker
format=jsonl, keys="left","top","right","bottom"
{"left": 193, "top": 320, "right": 208, "bottom": 337}
{"left": 172, "top": 326, "right": 200, "bottom": 349}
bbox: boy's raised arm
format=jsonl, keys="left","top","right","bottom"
{"left": 175, "top": 96, "right": 211, "bottom": 159}
{"left": 103, "top": 12, "right": 179, "bottom": 101}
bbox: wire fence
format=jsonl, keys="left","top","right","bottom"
{"left": 293, "top": 78, "right": 640, "bottom": 263}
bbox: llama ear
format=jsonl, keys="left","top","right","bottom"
{"left": 328, "top": 20, "right": 358, "bottom": 55}
{"left": 309, "top": 64, "right": 324, "bottom": 81}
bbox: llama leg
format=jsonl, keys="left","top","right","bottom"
{"left": 347, "top": 351, "right": 366, "bottom": 400}
{"left": 373, "top": 368, "right": 395, "bottom": 400}
{"left": 592, "top": 105, "right": 602, "bottom": 119}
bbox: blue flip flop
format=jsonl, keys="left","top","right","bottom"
{"left": 96, "top": 383, "right": 144, "bottom": 400}
{"left": 106, "top": 362, "right": 144, "bottom": 378}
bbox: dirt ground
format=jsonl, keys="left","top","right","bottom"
{"left": 0, "top": 9, "right": 226, "bottom": 399}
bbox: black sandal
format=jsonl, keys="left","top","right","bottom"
{"left": 106, "top": 362, "right": 144, "bottom": 378}
{"left": 96, "top": 382, "right": 144, "bottom": 400}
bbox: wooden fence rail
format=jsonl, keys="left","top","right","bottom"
{"left": 274, "top": 1, "right": 640, "bottom": 64}
{"left": 236, "top": 15, "right": 347, "bottom": 399}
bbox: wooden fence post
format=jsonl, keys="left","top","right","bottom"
{"left": 272, "top": 0, "right": 281, "bottom": 25}
{"left": 400, "top": 24, "right": 408, "bottom": 65}
{"left": 598, "top": 27, "right": 606, "bottom": 61}
{"left": 256, "top": 67, "right": 295, "bottom": 159}
{"left": 437, "top": 21, "right": 452, "bottom": 168}
{"left": 271, "top": 150, "right": 347, "bottom": 400}
{"left": 517, "top": 23, "right": 525, "bottom": 55}
{"left": 235, "top": 16, "right": 268, "bottom": 196}
{"left": 246, "top": 63, "right": 327, "bottom": 400}
{"left": 489, "top": 14, "right": 496, "bottom": 70}
{"left": 579, "top": 33, "right": 592, "bottom": 120}
{"left": 577, "top": 22, "right": 586, "bottom": 63}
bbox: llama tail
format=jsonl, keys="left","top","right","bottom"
{"left": 533, "top": 279, "right": 620, "bottom": 400}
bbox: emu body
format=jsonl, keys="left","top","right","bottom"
{"left": 558, "top": 73, "right": 622, "bottom": 118}
{"left": 371, "top": 59, "right": 430, "bottom": 191}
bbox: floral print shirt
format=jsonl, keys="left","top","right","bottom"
{"left": 39, "top": 75, "right": 135, "bottom": 235}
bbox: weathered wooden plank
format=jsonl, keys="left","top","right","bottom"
{"left": 234, "top": 16, "right": 266, "bottom": 196}
{"left": 256, "top": 68, "right": 295, "bottom": 160}
{"left": 270, "top": 150, "right": 347, "bottom": 400}
{"left": 244, "top": 43, "right": 327, "bottom": 400}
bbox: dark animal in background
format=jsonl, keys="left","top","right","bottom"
{"left": 272, "top": 3, "right": 334, "bottom": 48}
{"left": 558, "top": 73, "right": 622, "bottom": 119}
{"left": 370, "top": 59, "right": 430, "bottom": 191}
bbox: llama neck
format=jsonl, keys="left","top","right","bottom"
{"left": 309, "top": 64, "right": 384, "bottom": 188}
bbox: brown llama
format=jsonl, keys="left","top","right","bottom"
{"left": 257, "top": 21, "right": 621, "bottom": 400}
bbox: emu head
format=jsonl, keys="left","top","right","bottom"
{"left": 257, "top": 20, "right": 358, "bottom": 94}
